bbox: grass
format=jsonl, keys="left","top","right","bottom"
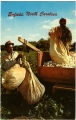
{"left": 1, "top": 50, "right": 75, "bottom": 119}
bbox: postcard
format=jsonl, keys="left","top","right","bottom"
{"left": 1, "top": 1, "right": 76, "bottom": 119}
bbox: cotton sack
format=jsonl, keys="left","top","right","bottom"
{"left": 2, "top": 64, "right": 26, "bottom": 90}
{"left": 18, "top": 56, "right": 45, "bottom": 104}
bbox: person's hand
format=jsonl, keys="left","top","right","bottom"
{"left": 49, "top": 29, "right": 54, "bottom": 38}
{"left": 18, "top": 54, "right": 23, "bottom": 58}
{"left": 16, "top": 54, "right": 23, "bottom": 61}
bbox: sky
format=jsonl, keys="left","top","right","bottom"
{"left": 1, "top": 1, "right": 76, "bottom": 45}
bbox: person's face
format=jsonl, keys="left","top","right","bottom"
{"left": 7, "top": 45, "right": 13, "bottom": 53}
{"left": 60, "top": 21, "right": 66, "bottom": 26}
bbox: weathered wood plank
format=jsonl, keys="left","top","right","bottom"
{"left": 52, "top": 84, "right": 75, "bottom": 94}
{"left": 18, "top": 37, "right": 42, "bottom": 52}
{"left": 38, "top": 66, "right": 75, "bottom": 84}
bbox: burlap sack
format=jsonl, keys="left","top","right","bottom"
{"left": 18, "top": 56, "right": 45, "bottom": 104}
{"left": 2, "top": 64, "right": 26, "bottom": 90}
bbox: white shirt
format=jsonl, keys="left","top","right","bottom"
{"left": 2, "top": 51, "right": 19, "bottom": 71}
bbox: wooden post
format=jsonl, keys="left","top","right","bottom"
{"left": 18, "top": 37, "right": 42, "bottom": 52}
{"left": 37, "top": 52, "right": 43, "bottom": 67}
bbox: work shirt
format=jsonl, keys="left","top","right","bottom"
{"left": 60, "top": 25, "right": 72, "bottom": 46}
{"left": 2, "top": 51, "right": 19, "bottom": 71}
{"left": 49, "top": 26, "right": 70, "bottom": 64}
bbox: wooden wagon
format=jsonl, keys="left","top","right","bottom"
{"left": 37, "top": 51, "right": 75, "bottom": 94}
{"left": 18, "top": 37, "right": 75, "bottom": 94}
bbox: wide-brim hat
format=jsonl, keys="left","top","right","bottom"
{"left": 5, "top": 41, "right": 14, "bottom": 47}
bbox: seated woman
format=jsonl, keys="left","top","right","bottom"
{"left": 2, "top": 41, "right": 45, "bottom": 104}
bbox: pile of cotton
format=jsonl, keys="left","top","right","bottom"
{"left": 43, "top": 52, "right": 76, "bottom": 68}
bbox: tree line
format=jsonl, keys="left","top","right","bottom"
{"left": 1, "top": 38, "right": 76, "bottom": 52}
{"left": 1, "top": 38, "right": 50, "bottom": 52}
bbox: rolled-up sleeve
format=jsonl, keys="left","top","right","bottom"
{"left": 2, "top": 51, "right": 19, "bottom": 71}
{"left": 3, "top": 59, "right": 17, "bottom": 71}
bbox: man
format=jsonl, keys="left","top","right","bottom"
{"left": 2, "top": 41, "right": 23, "bottom": 71}
{"left": 59, "top": 18, "right": 72, "bottom": 54}
{"left": 2, "top": 41, "right": 45, "bottom": 103}
{"left": 2, "top": 41, "right": 24, "bottom": 94}
{"left": 48, "top": 18, "right": 72, "bottom": 64}
{"left": 59, "top": 18, "right": 72, "bottom": 45}
{"left": 49, "top": 18, "right": 72, "bottom": 55}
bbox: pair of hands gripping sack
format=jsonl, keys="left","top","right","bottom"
{"left": 2, "top": 54, "right": 45, "bottom": 104}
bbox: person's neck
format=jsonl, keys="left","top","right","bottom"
{"left": 60, "top": 25, "right": 66, "bottom": 28}
{"left": 7, "top": 51, "right": 13, "bottom": 55}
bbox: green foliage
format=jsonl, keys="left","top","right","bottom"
{"left": 1, "top": 92, "right": 64, "bottom": 119}
{"left": 1, "top": 38, "right": 50, "bottom": 52}
{"left": 30, "top": 41, "right": 37, "bottom": 46}
{"left": 36, "top": 38, "right": 49, "bottom": 51}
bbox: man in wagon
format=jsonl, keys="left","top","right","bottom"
{"left": 59, "top": 18, "right": 72, "bottom": 47}
{"left": 2, "top": 40, "right": 45, "bottom": 104}
{"left": 48, "top": 18, "right": 75, "bottom": 67}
